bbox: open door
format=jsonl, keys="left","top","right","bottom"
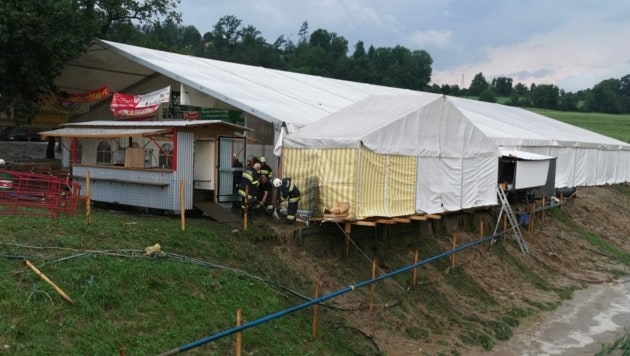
{"left": 216, "top": 136, "right": 246, "bottom": 207}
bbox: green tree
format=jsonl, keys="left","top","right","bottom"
{"left": 468, "top": 73, "right": 489, "bottom": 96}
{"left": 530, "top": 84, "right": 559, "bottom": 109}
{"left": 478, "top": 88, "right": 496, "bottom": 103}
{"left": 513, "top": 82, "right": 529, "bottom": 96}
{"left": 491, "top": 77, "right": 513, "bottom": 96}
{"left": 0, "top": 0, "right": 181, "bottom": 126}
{"left": 558, "top": 91, "right": 578, "bottom": 111}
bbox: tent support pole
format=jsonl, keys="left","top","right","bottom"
{"left": 343, "top": 222, "right": 351, "bottom": 259}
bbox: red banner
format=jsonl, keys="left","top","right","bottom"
{"left": 110, "top": 86, "right": 170, "bottom": 119}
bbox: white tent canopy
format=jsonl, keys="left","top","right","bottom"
{"left": 285, "top": 95, "right": 500, "bottom": 214}
{"left": 55, "top": 40, "right": 630, "bottom": 191}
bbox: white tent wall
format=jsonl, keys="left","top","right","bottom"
{"left": 414, "top": 98, "right": 498, "bottom": 213}
{"left": 616, "top": 151, "right": 630, "bottom": 182}
{"left": 447, "top": 96, "right": 630, "bottom": 188}
{"left": 597, "top": 150, "right": 617, "bottom": 185}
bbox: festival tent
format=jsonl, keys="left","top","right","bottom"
{"left": 51, "top": 40, "right": 630, "bottom": 200}
{"left": 282, "top": 94, "right": 499, "bottom": 219}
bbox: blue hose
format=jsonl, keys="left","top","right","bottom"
{"left": 159, "top": 232, "right": 501, "bottom": 355}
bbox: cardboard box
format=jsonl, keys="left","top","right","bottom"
{"left": 124, "top": 147, "right": 145, "bottom": 168}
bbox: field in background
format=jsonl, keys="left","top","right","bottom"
{"left": 529, "top": 108, "right": 630, "bottom": 143}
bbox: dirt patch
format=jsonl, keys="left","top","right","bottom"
{"left": 268, "top": 185, "right": 630, "bottom": 355}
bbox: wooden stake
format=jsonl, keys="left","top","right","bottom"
{"left": 179, "top": 179, "right": 185, "bottom": 232}
{"left": 369, "top": 259, "right": 377, "bottom": 312}
{"left": 451, "top": 233, "right": 458, "bottom": 270}
{"left": 312, "top": 282, "right": 320, "bottom": 337}
{"left": 527, "top": 203, "right": 536, "bottom": 232}
{"left": 235, "top": 309, "right": 242, "bottom": 356}
{"left": 23, "top": 259, "right": 74, "bottom": 304}
{"left": 541, "top": 196, "right": 546, "bottom": 225}
{"left": 85, "top": 170, "right": 91, "bottom": 225}
{"left": 343, "top": 222, "right": 351, "bottom": 259}
{"left": 479, "top": 219, "right": 484, "bottom": 239}
{"left": 502, "top": 214, "right": 507, "bottom": 231}
{"left": 412, "top": 250, "right": 419, "bottom": 287}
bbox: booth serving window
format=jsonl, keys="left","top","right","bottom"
{"left": 96, "top": 141, "right": 112, "bottom": 164}
{"left": 159, "top": 143, "right": 173, "bottom": 169}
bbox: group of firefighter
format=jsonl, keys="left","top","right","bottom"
{"left": 233, "top": 155, "right": 300, "bottom": 224}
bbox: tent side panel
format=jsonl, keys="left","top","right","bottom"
{"left": 356, "top": 150, "right": 415, "bottom": 219}
{"left": 462, "top": 155, "right": 498, "bottom": 209}
{"left": 416, "top": 157, "right": 446, "bottom": 214}
{"left": 283, "top": 148, "right": 357, "bottom": 218}
{"left": 626, "top": 151, "right": 630, "bottom": 183}
{"left": 283, "top": 148, "right": 320, "bottom": 214}
{"left": 597, "top": 150, "right": 617, "bottom": 185}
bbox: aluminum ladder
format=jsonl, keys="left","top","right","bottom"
{"left": 493, "top": 185, "right": 529, "bottom": 254}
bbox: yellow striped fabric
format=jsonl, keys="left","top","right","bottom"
{"left": 284, "top": 148, "right": 416, "bottom": 220}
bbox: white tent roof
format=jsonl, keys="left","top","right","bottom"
{"left": 56, "top": 39, "right": 415, "bottom": 132}
{"left": 284, "top": 94, "right": 498, "bottom": 158}
{"left": 499, "top": 149, "right": 555, "bottom": 161}
{"left": 448, "top": 97, "right": 630, "bottom": 150}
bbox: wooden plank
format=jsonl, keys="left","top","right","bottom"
{"left": 409, "top": 215, "right": 429, "bottom": 221}
{"left": 351, "top": 220, "right": 377, "bottom": 227}
{"left": 393, "top": 217, "right": 411, "bottom": 223}
{"left": 426, "top": 214, "right": 442, "bottom": 220}
{"left": 375, "top": 218, "right": 397, "bottom": 224}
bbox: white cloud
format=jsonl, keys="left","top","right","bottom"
{"left": 407, "top": 29, "right": 453, "bottom": 49}
{"left": 431, "top": 11, "right": 630, "bottom": 92}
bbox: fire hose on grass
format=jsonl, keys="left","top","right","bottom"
{"left": 158, "top": 232, "right": 503, "bottom": 355}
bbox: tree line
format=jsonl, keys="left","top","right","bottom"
{"left": 2, "top": 1, "right": 629, "bottom": 127}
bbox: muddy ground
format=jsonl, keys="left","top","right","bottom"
{"left": 265, "top": 184, "right": 630, "bottom": 355}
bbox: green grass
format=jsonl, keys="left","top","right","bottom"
{"left": 528, "top": 109, "right": 630, "bottom": 143}
{"left": 0, "top": 211, "right": 378, "bottom": 355}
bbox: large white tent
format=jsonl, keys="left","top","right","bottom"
{"left": 283, "top": 95, "right": 499, "bottom": 215}
{"left": 51, "top": 39, "right": 630, "bottom": 197}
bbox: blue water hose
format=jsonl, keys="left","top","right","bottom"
{"left": 159, "top": 232, "right": 502, "bottom": 355}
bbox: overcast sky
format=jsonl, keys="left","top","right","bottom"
{"left": 178, "top": 1, "right": 630, "bottom": 92}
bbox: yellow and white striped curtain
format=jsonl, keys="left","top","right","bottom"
{"left": 284, "top": 147, "right": 416, "bottom": 220}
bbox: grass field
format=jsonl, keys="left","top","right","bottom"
{"left": 0, "top": 212, "right": 378, "bottom": 355}
{"left": 528, "top": 108, "right": 630, "bottom": 144}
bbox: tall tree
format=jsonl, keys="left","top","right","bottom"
{"left": 491, "top": 77, "right": 513, "bottom": 96}
{"left": 0, "top": 0, "right": 181, "bottom": 126}
{"left": 530, "top": 84, "right": 559, "bottom": 109}
{"left": 468, "top": 73, "right": 489, "bottom": 96}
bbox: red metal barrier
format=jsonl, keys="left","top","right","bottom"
{"left": 0, "top": 169, "right": 81, "bottom": 218}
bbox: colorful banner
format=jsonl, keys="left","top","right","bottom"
{"left": 61, "top": 85, "right": 110, "bottom": 103}
{"left": 110, "top": 86, "right": 171, "bottom": 119}
{"left": 33, "top": 85, "right": 110, "bottom": 127}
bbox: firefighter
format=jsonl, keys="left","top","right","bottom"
{"left": 238, "top": 163, "right": 260, "bottom": 214}
{"left": 273, "top": 177, "right": 300, "bottom": 224}
{"left": 257, "top": 173, "right": 274, "bottom": 215}
{"left": 259, "top": 156, "right": 273, "bottom": 179}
